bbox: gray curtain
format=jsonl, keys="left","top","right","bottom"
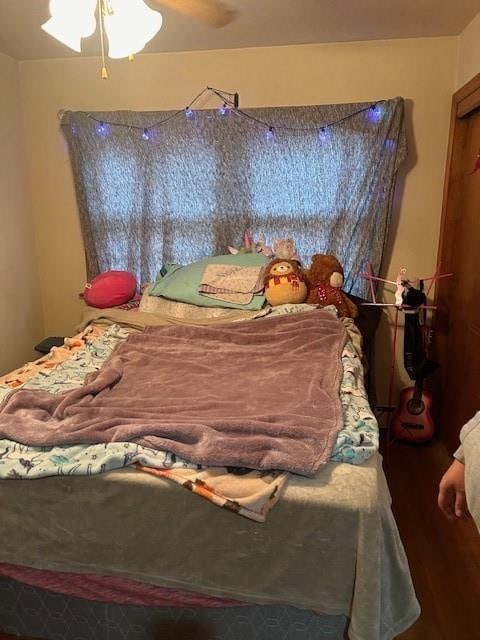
{"left": 61, "top": 98, "right": 406, "bottom": 296}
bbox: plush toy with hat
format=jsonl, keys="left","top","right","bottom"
{"left": 273, "top": 238, "right": 301, "bottom": 263}
{"left": 229, "top": 231, "right": 274, "bottom": 258}
{"left": 264, "top": 258, "right": 307, "bottom": 306}
{"left": 305, "top": 254, "right": 358, "bottom": 318}
{"left": 228, "top": 231, "right": 254, "bottom": 255}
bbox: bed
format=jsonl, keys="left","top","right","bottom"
{"left": 0, "top": 298, "right": 419, "bottom": 640}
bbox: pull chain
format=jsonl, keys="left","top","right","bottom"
{"left": 98, "top": 0, "right": 108, "bottom": 79}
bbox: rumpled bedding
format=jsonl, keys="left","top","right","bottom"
{"left": 0, "top": 311, "right": 347, "bottom": 475}
{"left": 0, "top": 305, "right": 378, "bottom": 521}
{"left": 0, "top": 324, "right": 105, "bottom": 389}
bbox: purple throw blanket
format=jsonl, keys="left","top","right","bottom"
{"left": 0, "top": 311, "right": 346, "bottom": 476}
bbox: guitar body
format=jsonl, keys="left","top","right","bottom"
{"left": 391, "top": 384, "right": 435, "bottom": 443}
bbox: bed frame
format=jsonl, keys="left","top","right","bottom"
{"left": 0, "top": 576, "right": 347, "bottom": 640}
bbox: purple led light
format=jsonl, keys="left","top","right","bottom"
{"left": 368, "top": 103, "right": 383, "bottom": 123}
{"left": 265, "top": 126, "right": 275, "bottom": 141}
{"left": 219, "top": 103, "right": 229, "bottom": 116}
{"left": 318, "top": 127, "right": 329, "bottom": 142}
{"left": 185, "top": 107, "right": 194, "bottom": 118}
{"left": 385, "top": 138, "right": 396, "bottom": 151}
{"left": 96, "top": 121, "right": 108, "bottom": 136}
{"left": 142, "top": 128, "right": 150, "bottom": 141}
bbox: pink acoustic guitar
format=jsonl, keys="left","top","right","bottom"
{"left": 391, "top": 377, "right": 435, "bottom": 443}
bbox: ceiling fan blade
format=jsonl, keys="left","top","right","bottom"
{"left": 152, "top": 0, "right": 236, "bottom": 28}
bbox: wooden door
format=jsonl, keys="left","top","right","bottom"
{"left": 434, "top": 73, "right": 480, "bottom": 453}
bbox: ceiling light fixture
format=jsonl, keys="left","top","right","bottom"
{"left": 41, "top": 0, "right": 163, "bottom": 78}
{"left": 41, "top": 0, "right": 97, "bottom": 52}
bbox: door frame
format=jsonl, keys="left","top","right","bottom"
{"left": 433, "top": 72, "right": 480, "bottom": 451}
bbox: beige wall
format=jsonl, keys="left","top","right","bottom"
{"left": 19, "top": 36, "right": 457, "bottom": 401}
{"left": 457, "top": 12, "right": 480, "bottom": 89}
{"left": 0, "top": 53, "right": 43, "bottom": 375}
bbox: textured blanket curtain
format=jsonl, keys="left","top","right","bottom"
{"left": 61, "top": 98, "right": 406, "bottom": 296}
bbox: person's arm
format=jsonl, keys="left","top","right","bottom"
{"left": 437, "top": 411, "right": 480, "bottom": 521}
{"left": 438, "top": 456, "right": 469, "bottom": 520}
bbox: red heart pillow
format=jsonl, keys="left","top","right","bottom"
{"left": 83, "top": 271, "right": 137, "bottom": 308}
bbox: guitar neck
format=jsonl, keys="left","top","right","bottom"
{"left": 413, "top": 377, "right": 424, "bottom": 402}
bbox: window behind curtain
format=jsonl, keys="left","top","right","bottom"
{"left": 62, "top": 99, "right": 406, "bottom": 296}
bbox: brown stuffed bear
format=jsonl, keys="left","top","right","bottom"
{"left": 305, "top": 254, "right": 358, "bottom": 318}
{"left": 264, "top": 258, "right": 308, "bottom": 306}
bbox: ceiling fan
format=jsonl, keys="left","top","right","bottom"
{"left": 149, "top": 0, "right": 236, "bottom": 28}
{"left": 41, "top": 0, "right": 236, "bottom": 77}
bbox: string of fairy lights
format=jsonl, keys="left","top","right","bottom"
{"left": 61, "top": 86, "right": 388, "bottom": 142}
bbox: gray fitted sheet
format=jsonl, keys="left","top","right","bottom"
{"left": 0, "top": 453, "right": 419, "bottom": 640}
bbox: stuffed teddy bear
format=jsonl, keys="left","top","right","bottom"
{"left": 264, "top": 258, "right": 307, "bottom": 306}
{"left": 305, "top": 254, "right": 358, "bottom": 318}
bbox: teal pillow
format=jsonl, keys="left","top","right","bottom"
{"left": 149, "top": 253, "right": 268, "bottom": 309}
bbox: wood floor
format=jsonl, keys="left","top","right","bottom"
{"left": 1, "top": 438, "right": 479, "bottom": 640}
{"left": 383, "top": 438, "right": 480, "bottom": 640}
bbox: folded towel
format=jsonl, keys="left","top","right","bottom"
{"left": 199, "top": 264, "right": 264, "bottom": 304}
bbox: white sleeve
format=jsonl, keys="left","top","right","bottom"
{"left": 462, "top": 411, "right": 480, "bottom": 533}
{"left": 453, "top": 411, "right": 480, "bottom": 463}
